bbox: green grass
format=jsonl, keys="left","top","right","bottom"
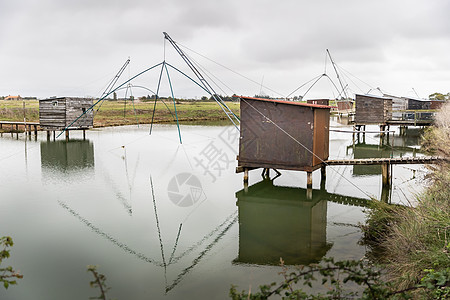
{"left": 0, "top": 99, "right": 240, "bottom": 128}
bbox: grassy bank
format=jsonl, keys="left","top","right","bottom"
{"left": 361, "top": 102, "right": 450, "bottom": 298}
{"left": 0, "top": 99, "right": 240, "bottom": 129}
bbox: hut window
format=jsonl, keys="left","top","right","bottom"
{"left": 52, "top": 100, "right": 58, "bottom": 106}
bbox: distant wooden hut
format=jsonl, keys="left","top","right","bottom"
{"left": 307, "top": 99, "right": 329, "bottom": 106}
{"left": 237, "top": 96, "right": 331, "bottom": 184}
{"left": 39, "top": 97, "right": 93, "bottom": 131}
{"left": 355, "top": 94, "right": 392, "bottom": 124}
{"left": 405, "top": 97, "right": 431, "bottom": 110}
{"left": 336, "top": 100, "right": 354, "bottom": 114}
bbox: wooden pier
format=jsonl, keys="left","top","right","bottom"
{"left": 323, "top": 156, "right": 447, "bottom": 186}
{"left": 0, "top": 121, "right": 39, "bottom": 137}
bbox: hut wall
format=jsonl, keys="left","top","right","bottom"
{"left": 239, "top": 98, "right": 329, "bottom": 171}
{"left": 65, "top": 98, "right": 93, "bottom": 128}
{"left": 430, "top": 100, "right": 445, "bottom": 110}
{"left": 389, "top": 95, "right": 407, "bottom": 120}
{"left": 406, "top": 98, "right": 431, "bottom": 110}
{"left": 336, "top": 100, "right": 353, "bottom": 111}
{"left": 355, "top": 94, "right": 392, "bottom": 124}
{"left": 313, "top": 108, "right": 330, "bottom": 166}
{"left": 39, "top": 98, "right": 67, "bottom": 130}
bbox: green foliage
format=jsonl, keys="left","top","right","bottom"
{"left": 428, "top": 92, "right": 449, "bottom": 101}
{"left": 419, "top": 269, "right": 450, "bottom": 299}
{"left": 230, "top": 258, "right": 419, "bottom": 299}
{"left": 87, "top": 265, "right": 110, "bottom": 300}
{"left": 0, "top": 236, "right": 23, "bottom": 289}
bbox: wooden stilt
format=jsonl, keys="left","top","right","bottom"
{"left": 243, "top": 168, "right": 249, "bottom": 183}
{"left": 381, "top": 163, "right": 390, "bottom": 187}
{"left": 65, "top": 130, "right": 69, "bottom": 142}
{"left": 307, "top": 171, "right": 312, "bottom": 189}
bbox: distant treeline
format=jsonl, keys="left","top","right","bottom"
{"left": 429, "top": 92, "right": 449, "bottom": 101}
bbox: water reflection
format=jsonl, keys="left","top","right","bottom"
{"left": 40, "top": 139, "right": 94, "bottom": 172}
{"left": 348, "top": 128, "right": 423, "bottom": 177}
{"left": 235, "top": 178, "right": 332, "bottom": 266}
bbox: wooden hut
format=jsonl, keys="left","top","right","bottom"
{"left": 355, "top": 94, "right": 392, "bottom": 124}
{"left": 307, "top": 99, "right": 329, "bottom": 106}
{"left": 336, "top": 100, "right": 354, "bottom": 115}
{"left": 405, "top": 97, "right": 431, "bottom": 110}
{"left": 39, "top": 97, "right": 93, "bottom": 136}
{"left": 237, "top": 96, "right": 331, "bottom": 185}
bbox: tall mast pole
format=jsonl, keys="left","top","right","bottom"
{"left": 163, "top": 32, "right": 240, "bottom": 130}
{"left": 326, "top": 49, "right": 348, "bottom": 100}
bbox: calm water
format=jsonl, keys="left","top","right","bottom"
{"left": 0, "top": 118, "right": 427, "bottom": 299}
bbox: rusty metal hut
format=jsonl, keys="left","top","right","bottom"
{"left": 237, "top": 96, "right": 331, "bottom": 185}
{"left": 307, "top": 99, "right": 329, "bottom": 106}
{"left": 355, "top": 94, "right": 392, "bottom": 124}
{"left": 39, "top": 97, "right": 93, "bottom": 138}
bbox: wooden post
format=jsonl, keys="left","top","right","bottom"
{"left": 307, "top": 171, "right": 312, "bottom": 189}
{"left": 47, "top": 130, "right": 51, "bottom": 141}
{"left": 83, "top": 129, "right": 86, "bottom": 140}
{"left": 34, "top": 125, "right": 37, "bottom": 136}
{"left": 65, "top": 130, "right": 69, "bottom": 142}
{"left": 321, "top": 164, "right": 326, "bottom": 181}
{"left": 23, "top": 100, "right": 27, "bottom": 136}
{"left": 381, "top": 163, "right": 390, "bottom": 187}
{"left": 53, "top": 131, "right": 56, "bottom": 140}
{"left": 243, "top": 168, "right": 249, "bottom": 183}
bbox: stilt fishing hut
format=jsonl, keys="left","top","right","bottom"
{"left": 236, "top": 96, "right": 331, "bottom": 188}
{"left": 39, "top": 97, "right": 93, "bottom": 140}
{"left": 307, "top": 99, "right": 329, "bottom": 106}
{"left": 355, "top": 94, "right": 392, "bottom": 124}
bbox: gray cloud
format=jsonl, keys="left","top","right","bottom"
{"left": 1, "top": 0, "right": 449, "bottom": 99}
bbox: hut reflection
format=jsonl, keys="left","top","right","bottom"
{"left": 40, "top": 140, "right": 94, "bottom": 172}
{"left": 234, "top": 178, "right": 332, "bottom": 266}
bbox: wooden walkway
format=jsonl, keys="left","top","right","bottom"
{"left": 324, "top": 156, "right": 446, "bottom": 166}
{"left": 323, "top": 156, "right": 447, "bottom": 186}
{"left": 0, "top": 121, "right": 39, "bottom": 136}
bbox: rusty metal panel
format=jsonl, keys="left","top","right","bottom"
{"left": 313, "top": 108, "right": 330, "bottom": 166}
{"left": 307, "top": 99, "right": 329, "bottom": 106}
{"left": 238, "top": 97, "right": 329, "bottom": 171}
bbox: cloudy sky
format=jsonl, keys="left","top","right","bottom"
{"left": 1, "top": 0, "right": 449, "bottom": 100}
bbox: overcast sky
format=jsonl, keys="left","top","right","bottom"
{"left": 1, "top": 0, "right": 449, "bottom": 100}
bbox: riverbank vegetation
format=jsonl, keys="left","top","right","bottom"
{"left": 357, "top": 102, "right": 450, "bottom": 299}
{"left": 362, "top": 102, "right": 450, "bottom": 298}
{"left": 0, "top": 99, "right": 239, "bottom": 130}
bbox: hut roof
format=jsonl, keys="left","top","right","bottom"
{"left": 237, "top": 95, "right": 332, "bottom": 109}
{"left": 356, "top": 94, "right": 392, "bottom": 100}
